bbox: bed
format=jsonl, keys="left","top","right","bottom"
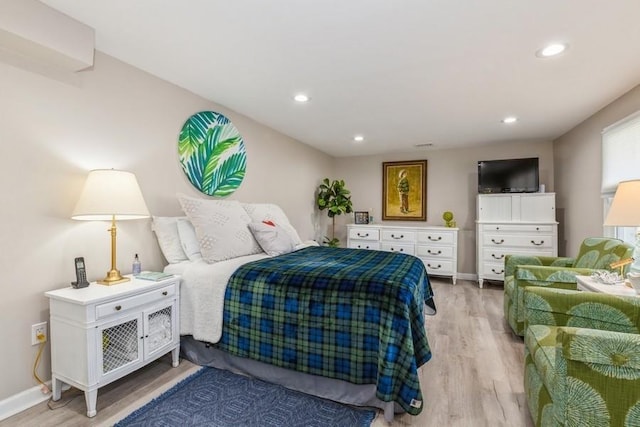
{"left": 154, "top": 198, "right": 436, "bottom": 421}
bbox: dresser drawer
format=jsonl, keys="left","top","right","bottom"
{"left": 423, "top": 260, "right": 454, "bottom": 275}
{"left": 381, "top": 242, "right": 415, "bottom": 255}
{"left": 482, "top": 261, "right": 506, "bottom": 279}
{"left": 381, "top": 230, "right": 416, "bottom": 243}
{"left": 483, "top": 234, "right": 553, "bottom": 249}
{"left": 348, "top": 241, "right": 381, "bottom": 250}
{"left": 416, "top": 245, "right": 454, "bottom": 258}
{"left": 96, "top": 285, "right": 175, "bottom": 319}
{"left": 482, "top": 249, "right": 555, "bottom": 263}
{"left": 417, "top": 231, "right": 455, "bottom": 245}
{"left": 481, "top": 224, "right": 554, "bottom": 233}
{"left": 348, "top": 228, "right": 380, "bottom": 241}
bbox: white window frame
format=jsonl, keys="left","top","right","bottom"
{"left": 601, "top": 110, "right": 640, "bottom": 246}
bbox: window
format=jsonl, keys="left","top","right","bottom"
{"left": 602, "top": 110, "right": 640, "bottom": 246}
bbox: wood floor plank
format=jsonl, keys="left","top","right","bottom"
{"left": 2, "top": 278, "right": 534, "bottom": 427}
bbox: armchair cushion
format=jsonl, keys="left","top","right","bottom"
{"left": 524, "top": 287, "right": 640, "bottom": 334}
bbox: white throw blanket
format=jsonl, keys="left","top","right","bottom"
{"left": 179, "top": 253, "right": 270, "bottom": 343}
{"left": 177, "top": 241, "right": 319, "bottom": 344}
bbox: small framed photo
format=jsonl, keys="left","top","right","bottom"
{"left": 354, "top": 211, "right": 370, "bottom": 224}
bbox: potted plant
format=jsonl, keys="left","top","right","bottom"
{"left": 316, "top": 178, "right": 353, "bottom": 247}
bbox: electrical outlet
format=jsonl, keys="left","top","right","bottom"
{"left": 31, "top": 322, "right": 47, "bottom": 346}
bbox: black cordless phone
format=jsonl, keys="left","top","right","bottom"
{"left": 72, "top": 257, "right": 89, "bottom": 288}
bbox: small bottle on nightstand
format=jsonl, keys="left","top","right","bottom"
{"left": 132, "top": 254, "right": 141, "bottom": 276}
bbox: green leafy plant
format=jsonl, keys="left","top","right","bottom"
{"left": 317, "top": 178, "right": 353, "bottom": 247}
{"left": 442, "top": 211, "right": 456, "bottom": 227}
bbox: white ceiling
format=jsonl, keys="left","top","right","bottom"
{"left": 41, "top": 0, "right": 640, "bottom": 157}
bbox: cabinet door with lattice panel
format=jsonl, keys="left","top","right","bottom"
{"left": 143, "top": 303, "right": 177, "bottom": 360}
{"left": 98, "top": 314, "right": 143, "bottom": 383}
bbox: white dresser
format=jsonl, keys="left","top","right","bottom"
{"left": 347, "top": 224, "right": 459, "bottom": 284}
{"left": 476, "top": 193, "right": 558, "bottom": 288}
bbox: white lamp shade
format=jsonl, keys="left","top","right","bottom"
{"left": 604, "top": 179, "right": 640, "bottom": 226}
{"left": 72, "top": 169, "right": 150, "bottom": 220}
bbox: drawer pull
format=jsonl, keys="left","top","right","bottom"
{"left": 427, "top": 236, "right": 442, "bottom": 241}
{"left": 491, "top": 254, "right": 505, "bottom": 260}
{"left": 427, "top": 249, "right": 442, "bottom": 255}
{"left": 357, "top": 245, "right": 371, "bottom": 249}
{"left": 391, "top": 247, "right": 404, "bottom": 252}
{"left": 391, "top": 234, "right": 404, "bottom": 239}
{"left": 495, "top": 226, "right": 500, "bottom": 230}
{"left": 536, "top": 227, "right": 540, "bottom": 231}
{"left": 531, "top": 240, "right": 545, "bottom": 246}
{"left": 427, "top": 264, "right": 442, "bottom": 270}
{"left": 162, "top": 291, "right": 168, "bottom": 296}
{"left": 114, "top": 305, "right": 122, "bottom": 311}
{"left": 491, "top": 239, "right": 504, "bottom": 245}
{"left": 357, "top": 232, "right": 369, "bottom": 237}
{"left": 491, "top": 268, "right": 505, "bottom": 274}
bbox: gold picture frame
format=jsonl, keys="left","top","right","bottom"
{"left": 382, "top": 160, "right": 427, "bottom": 221}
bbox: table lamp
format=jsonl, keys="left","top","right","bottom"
{"left": 604, "top": 179, "right": 640, "bottom": 274}
{"left": 72, "top": 169, "right": 150, "bottom": 285}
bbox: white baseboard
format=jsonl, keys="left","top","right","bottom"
{"left": 0, "top": 382, "right": 51, "bottom": 422}
{"left": 456, "top": 272, "right": 477, "bottom": 281}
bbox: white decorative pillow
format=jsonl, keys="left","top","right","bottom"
{"left": 178, "top": 194, "right": 262, "bottom": 262}
{"left": 176, "top": 218, "right": 202, "bottom": 261}
{"left": 248, "top": 221, "right": 296, "bottom": 256}
{"left": 241, "top": 203, "right": 303, "bottom": 245}
{"left": 151, "top": 216, "right": 188, "bottom": 264}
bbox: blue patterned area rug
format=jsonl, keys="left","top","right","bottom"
{"left": 115, "top": 367, "right": 376, "bottom": 427}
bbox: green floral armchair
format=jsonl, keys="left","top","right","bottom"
{"left": 504, "top": 237, "right": 634, "bottom": 336}
{"left": 523, "top": 286, "right": 640, "bottom": 427}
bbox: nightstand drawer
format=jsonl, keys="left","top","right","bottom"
{"left": 96, "top": 285, "right": 175, "bottom": 319}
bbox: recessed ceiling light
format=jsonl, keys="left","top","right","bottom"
{"left": 502, "top": 116, "right": 518, "bottom": 124}
{"left": 353, "top": 135, "right": 364, "bottom": 142}
{"left": 536, "top": 43, "right": 568, "bottom": 58}
{"left": 293, "top": 93, "right": 310, "bottom": 103}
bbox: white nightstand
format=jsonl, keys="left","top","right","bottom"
{"left": 45, "top": 275, "right": 180, "bottom": 417}
{"left": 575, "top": 275, "right": 637, "bottom": 297}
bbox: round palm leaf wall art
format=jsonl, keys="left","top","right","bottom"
{"left": 178, "top": 111, "right": 247, "bottom": 197}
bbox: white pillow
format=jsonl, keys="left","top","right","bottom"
{"left": 241, "top": 203, "right": 303, "bottom": 245}
{"left": 178, "top": 194, "right": 262, "bottom": 262}
{"left": 151, "top": 216, "right": 188, "bottom": 264}
{"left": 248, "top": 221, "right": 296, "bottom": 256}
{"left": 176, "top": 218, "right": 202, "bottom": 261}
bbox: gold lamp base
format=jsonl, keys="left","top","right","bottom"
{"left": 97, "top": 269, "right": 130, "bottom": 286}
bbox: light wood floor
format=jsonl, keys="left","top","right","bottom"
{"left": 1, "top": 279, "right": 534, "bottom": 427}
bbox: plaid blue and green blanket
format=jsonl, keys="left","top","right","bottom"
{"left": 216, "top": 246, "right": 434, "bottom": 415}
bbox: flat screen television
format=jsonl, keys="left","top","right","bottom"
{"left": 478, "top": 158, "right": 539, "bottom": 193}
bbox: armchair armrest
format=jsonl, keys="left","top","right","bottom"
{"left": 558, "top": 326, "right": 640, "bottom": 369}
{"left": 504, "top": 255, "right": 574, "bottom": 278}
{"left": 524, "top": 287, "right": 640, "bottom": 333}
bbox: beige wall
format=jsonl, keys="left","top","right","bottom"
{"left": 0, "top": 52, "right": 333, "bottom": 401}
{"left": 554, "top": 84, "right": 640, "bottom": 256}
{"left": 334, "top": 140, "right": 554, "bottom": 276}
